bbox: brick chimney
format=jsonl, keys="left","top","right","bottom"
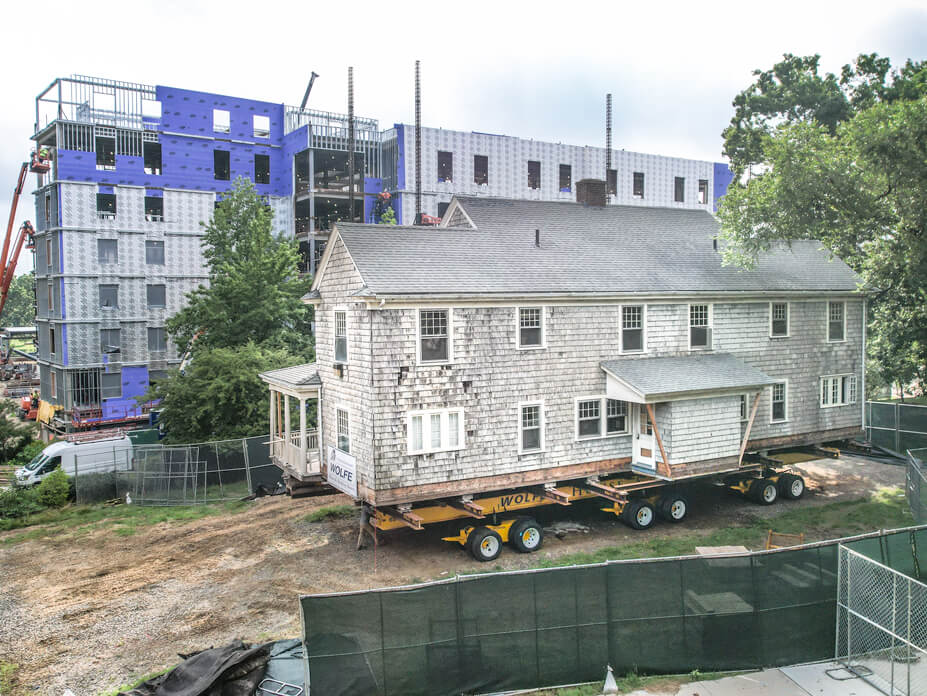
{"left": 575, "top": 179, "right": 608, "bottom": 207}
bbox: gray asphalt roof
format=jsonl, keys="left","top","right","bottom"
{"left": 330, "top": 197, "right": 861, "bottom": 296}
{"left": 259, "top": 363, "right": 321, "bottom": 387}
{"left": 600, "top": 353, "right": 777, "bottom": 398}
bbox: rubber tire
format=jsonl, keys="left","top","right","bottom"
{"left": 659, "top": 494, "right": 689, "bottom": 523}
{"left": 778, "top": 474, "right": 806, "bottom": 500}
{"left": 624, "top": 499, "right": 656, "bottom": 530}
{"left": 468, "top": 526, "right": 503, "bottom": 562}
{"left": 749, "top": 478, "right": 779, "bottom": 505}
{"left": 509, "top": 518, "right": 544, "bottom": 553}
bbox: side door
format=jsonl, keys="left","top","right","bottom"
{"left": 632, "top": 404, "right": 655, "bottom": 470}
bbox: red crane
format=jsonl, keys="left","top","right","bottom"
{"left": 0, "top": 150, "right": 49, "bottom": 319}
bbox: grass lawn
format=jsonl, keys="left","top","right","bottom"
{"left": 305, "top": 503, "right": 355, "bottom": 523}
{"left": 876, "top": 395, "right": 927, "bottom": 406}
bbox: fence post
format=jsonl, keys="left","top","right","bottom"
{"left": 895, "top": 403, "right": 901, "bottom": 454}
{"left": 242, "top": 438, "right": 252, "bottom": 494}
{"left": 846, "top": 550, "right": 852, "bottom": 666}
{"left": 890, "top": 573, "right": 896, "bottom": 691}
{"left": 907, "top": 580, "right": 912, "bottom": 696}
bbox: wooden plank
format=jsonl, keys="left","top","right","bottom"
{"left": 739, "top": 391, "right": 762, "bottom": 466}
{"left": 442, "top": 499, "right": 486, "bottom": 518}
{"left": 747, "top": 426, "right": 863, "bottom": 452}
{"left": 536, "top": 486, "right": 571, "bottom": 505}
{"left": 582, "top": 478, "right": 629, "bottom": 504}
{"left": 379, "top": 506, "right": 425, "bottom": 530}
{"left": 646, "top": 402, "right": 672, "bottom": 478}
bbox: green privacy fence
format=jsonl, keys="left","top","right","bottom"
{"left": 867, "top": 401, "right": 927, "bottom": 455}
{"left": 300, "top": 526, "right": 927, "bottom": 696}
{"left": 908, "top": 449, "right": 927, "bottom": 525}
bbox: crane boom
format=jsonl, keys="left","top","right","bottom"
{"left": 0, "top": 162, "right": 28, "bottom": 278}
{"left": 299, "top": 72, "right": 319, "bottom": 111}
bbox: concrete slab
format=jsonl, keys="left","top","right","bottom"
{"left": 781, "top": 662, "right": 889, "bottom": 696}
{"left": 675, "top": 669, "right": 805, "bottom": 695}
{"left": 695, "top": 545, "right": 750, "bottom": 556}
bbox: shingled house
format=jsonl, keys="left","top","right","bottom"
{"left": 260, "top": 195, "right": 864, "bottom": 507}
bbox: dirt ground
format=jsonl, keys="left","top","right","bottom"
{"left": 0, "top": 454, "right": 906, "bottom": 695}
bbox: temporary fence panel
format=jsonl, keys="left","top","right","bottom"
{"left": 910, "top": 450, "right": 927, "bottom": 526}
{"left": 867, "top": 402, "right": 927, "bottom": 455}
{"left": 836, "top": 544, "right": 927, "bottom": 696}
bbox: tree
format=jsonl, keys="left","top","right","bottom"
{"left": 1, "top": 272, "right": 35, "bottom": 327}
{"left": 719, "top": 53, "right": 927, "bottom": 394}
{"left": 146, "top": 343, "right": 296, "bottom": 442}
{"left": 167, "top": 178, "right": 314, "bottom": 360}
{"left": 0, "top": 400, "right": 36, "bottom": 463}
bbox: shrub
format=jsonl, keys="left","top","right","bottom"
{"left": 0, "top": 485, "right": 42, "bottom": 519}
{"left": 9, "top": 440, "right": 44, "bottom": 468}
{"left": 36, "top": 469, "right": 70, "bottom": 508}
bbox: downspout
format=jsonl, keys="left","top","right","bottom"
{"left": 861, "top": 297, "right": 867, "bottom": 432}
{"left": 368, "top": 302, "right": 376, "bottom": 495}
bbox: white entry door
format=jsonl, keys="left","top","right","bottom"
{"left": 633, "top": 403, "right": 656, "bottom": 470}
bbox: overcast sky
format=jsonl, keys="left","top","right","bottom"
{"left": 0, "top": 0, "right": 924, "bottom": 274}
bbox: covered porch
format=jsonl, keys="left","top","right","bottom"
{"left": 259, "top": 364, "right": 323, "bottom": 481}
{"left": 601, "top": 353, "right": 777, "bottom": 479}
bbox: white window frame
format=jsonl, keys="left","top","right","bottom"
{"left": 574, "top": 395, "right": 630, "bottom": 441}
{"left": 406, "top": 407, "right": 465, "bottom": 455}
{"left": 820, "top": 374, "right": 858, "bottom": 408}
{"left": 518, "top": 401, "right": 545, "bottom": 454}
{"left": 336, "top": 406, "right": 351, "bottom": 454}
{"left": 827, "top": 300, "right": 846, "bottom": 343}
{"left": 333, "top": 308, "right": 348, "bottom": 364}
{"left": 416, "top": 308, "right": 454, "bottom": 365}
{"left": 619, "top": 304, "right": 646, "bottom": 354}
{"left": 740, "top": 394, "right": 748, "bottom": 422}
{"left": 516, "top": 306, "right": 546, "bottom": 350}
{"left": 770, "top": 380, "right": 788, "bottom": 423}
{"left": 688, "top": 303, "right": 713, "bottom": 350}
{"left": 769, "top": 301, "right": 790, "bottom": 338}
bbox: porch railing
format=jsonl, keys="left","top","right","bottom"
{"left": 270, "top": 428, "right": 321, "bottom": 475}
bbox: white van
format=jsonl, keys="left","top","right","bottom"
{"left": 15, "top": 436, "right": 134, "bottom": 486}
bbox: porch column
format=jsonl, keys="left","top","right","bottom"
{"left": 299, "top": 397, "right": 307, "bottom": 474}
{"left": 284, "top": 394, "right": 291, "bottom": 450}
{"left": 269, "top": 389, "right": 276, "bottom": 448}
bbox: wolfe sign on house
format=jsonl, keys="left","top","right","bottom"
{"left": 326, "top": 446, "right": 357, "bottom": 498}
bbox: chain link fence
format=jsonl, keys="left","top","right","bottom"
{"left": 911, "top": 449, "right": 927, "bottom": 525}
{"left": 72, "top": 435, "right": 282, "bottom": 505}
{"left": 868, "top": 402, "right": 927, "bottom": 455}
{"left": 836, "top": 544, "right": 927, "bottom": 696}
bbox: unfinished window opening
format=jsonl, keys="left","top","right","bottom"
{"left": 559, "top": 164, "right": 572, "bottom": 192}
{"left": 46, "top": 282, "right": 53, "bottom": 311}
{"left": 437, "top": 151, "right": 453, "bottom": 183}
{"left": 420, "top": 309, "right": 450, "bottom": 363}
{"left": 149, "top": 370, "right": 168, "bottom": 386}
{"left": 45, "top": 237, "right": 53, "bottom": 269}
{"left": 99, "top": 284, "right": 119, "bottom": 309}
{"left": 520, "top": 404, "right": 543, "bottom": 453}
{"left": 44, "top": 192, "right": 51, "bottom": 225}
{"left": 437, "top": 202, "right": 449, "bottom": 219}
{"left": 771, "top": 382, "right": 787, "bottom": 422}
{"left": 100, "top": 328, "right": 121, "bottom": 354}
{"left": 689, "top": 304, "right": 711, "bottom": 349}
{"left": 144, "top": 196, "right": 163, "bottom": 222}
{"left": 148, "top": 327, "right": 167, "bottom": 353}
{"left": 474, "top": 155, "right": 488, "bottom": 185}
{"left": 214, "top": 150, "right": 230, "bottom": 181}
{"left": 606, "top": 399, "right": 628, "bottom": 434}
{"left": 97, "top": 239, "right": 118, "bottom": 265}
{"left": 518, "top": 307, "right": 544, "bottom": 348}
{"left": 821, "top": 374, "right": 857, "bottom": 407}
{"left": 607, "top": 169, "right": 617, "bottom": 196}
{"left": 334, "top": 310, "right": 348, "bottom": 363}
{"left": 828, "top": 301, "right": 845, "bottom": 342}
{"left": 698, "top": 179, "right": 709, "bottom": 205}
{"left": 674, "top": 176, "right": 685, "bottom": 202}
{"left": 101, "top": 372, "right": 122, "bottom": 399}
{"left": 253, "top": 115, "right": 270, "bottom": 138}
{"left": 213, "top": 109, "right": 230, "bottom": 134}
{"left": 95, "top": 135, "right": 116, "bottom": 170}
{"left": 770, "top": 302, "right": 789, "bottom": 337}
{"left": 145, "top": 240, "right": 165, "bottom": 265}
{"left": 147, "top": 284, "right": 166, "bottom": 309}
{"left": 96, "top": 193, "right": 116, "bottom": 219}
{"left": 141, "top": 99, "right": 162, "bottom": 119}
{"left": 254, "top": 154, "right": 270, "bottom": 185}
{"left": 49, "top": 326, "right": 56, "bottom": 356}
{"left": 336, "top": 408, "right": 351, "bottom": 453}
{"left": 633, "top": 172, "right": 645, "bottom": 198}
{"left": 577, "top": 399, "right": 601, "bottom": 438}
{"left": 621, "top": 305, "right": 644, "bottom": 353}
{"left": 143, "top": 142, "right": 162, "bottom": 175}
{"left": 69, "top": 369, "right": 100, "bottom": 407}
{"left": 527, "top": 161, "right": 541, "bottom": 190}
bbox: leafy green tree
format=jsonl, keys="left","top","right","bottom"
{"left": 1, "top": 272, "right": 36, "bottom": 327}
{"left": 146, "top": 343, "right": 296, "bottom": 442}
{"left": 0, "top": 400, "right": 36, "bottom": 463}
{"left": 167, "top": 178, "right": 314, "bottom": 360}
{"left": 379, "top": 206, "right": 397, "bottom": 225}
{"left": 719, "top": 53, "right": 927, "bottom": 395}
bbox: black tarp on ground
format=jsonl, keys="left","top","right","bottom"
{"left": 300, "top": 526, "right": 927, "bottom": 696}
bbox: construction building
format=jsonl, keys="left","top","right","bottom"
{"left": 28, "top": 73, "right": 732, "bottom": 432}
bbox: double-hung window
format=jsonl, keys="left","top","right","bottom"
{"left": 336, "top": 407, "right": 351, "bottom": 453}
{"left": 828, "top": 301, "right": 845, "bottom": 342}
{"left": 407, "top": 408, "right": 464, "bottom": 454}
{"left": 821, "top": 375, "right": 857, "bottom": 407}
{"left": 770, "top": 302, "right": 789, "bottom": 337}
{"left": 419, "top": 309, "right": 450, "bottom": 363}
{"left": 334, "top": 310, "right": 348, "bottom": 363}
{"left": 518, "top": 307, "right": 544, "bottom": 348}
{"left": 771, "top": 382, "right": 787, "bottom": 422}
{"left": 519, "top": 404, "right": 543, "bottom": 453}
{"left": 689, "top": 304, "right": 711, "bottom": 349}
{"left": 621, "top": 305, "right": 644, "bottom": 353}
{"left": 576, "top": 397, "right": 628, "bottom": 439}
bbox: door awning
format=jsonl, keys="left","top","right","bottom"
{"left": 601, "top": 353, "right": 776, "bottom": 403}
{"left": 259, "top": 363, "right": 321, "bottom": 397}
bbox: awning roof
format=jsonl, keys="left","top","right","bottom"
{"left": 601, "top": 353, "right": 776, "bottom": 403}
{"left": 259, "top": 363, "right": 320, "bottom": 392}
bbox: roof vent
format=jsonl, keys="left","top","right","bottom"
{"left": 576, "top": 179, "right": 608, "bottom": 207}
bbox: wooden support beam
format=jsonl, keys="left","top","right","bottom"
{"left": 379, "top": 506, "right": 425, "bottom": 531}
{"left": 536, "top": 486, "right": 571, "bottom": 506}
{"left": 582, "top": 478, "right": 629, "bottom": 504}
{"left": 443, "top": 499, "right": 485, "bottom": 518}
{"left": 739, "top": 391, "right": 762, "bottom": 466}
{"left": 646, "top": 402, "right": 672, "bottom": 478}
